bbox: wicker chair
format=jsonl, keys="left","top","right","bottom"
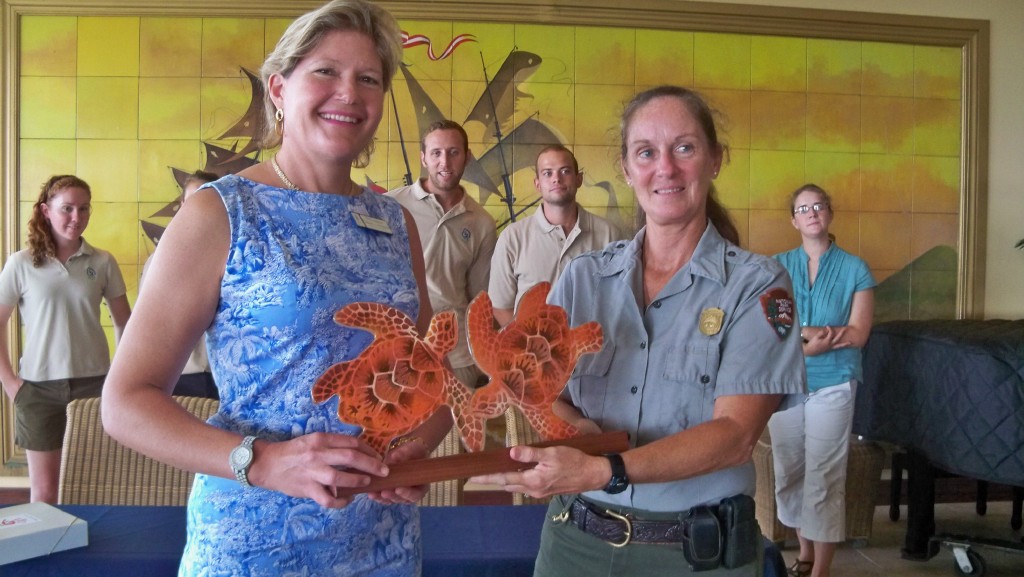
{"left": 753, "top": 429, "right": 885, "bottom": 546}
{"left": 418, "top": 424, "right": 465, "bottom": 506}
{"left": 504, "top": 407, "right": 548, "bottom": 506}
{"left": 58, "top": 395, "right": 219, "bottom": 506}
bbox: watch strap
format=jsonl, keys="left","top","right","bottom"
{"left": 602, "top": 452, "right": 629, "bottom": 494}
{"left": 232, "top": 435, "right": 257, "bottom": 487}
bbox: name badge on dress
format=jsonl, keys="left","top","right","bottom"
{"left": 351, "top": 210, "right": 393, "bottom": 234}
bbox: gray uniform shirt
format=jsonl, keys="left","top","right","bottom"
{"left": 549, "top": 223, "right": 806, "bottom": 512}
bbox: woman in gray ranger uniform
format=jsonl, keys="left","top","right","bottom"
{"left": 473, "top": 85, "right": 806, "bottom": 576}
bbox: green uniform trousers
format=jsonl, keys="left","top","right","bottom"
{"left": 534, "top": 494, "right": 764, "bottom": 577}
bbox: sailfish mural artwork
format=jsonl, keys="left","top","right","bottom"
{"left": 140, "top": 67, "right": 263, "bottom": 246}
{"left": 397, "top": 48, "right": 625, "bottom": 229}
{"left": 140, "top": 31, "right": 627, "bottom": 247}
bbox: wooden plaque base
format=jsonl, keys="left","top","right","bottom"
{"left": 337, "top": 430, "right": 629, "bottom": 497}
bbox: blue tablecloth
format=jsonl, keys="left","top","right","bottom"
{"left": 3, "top": 504, "right": 543, "bottom": 576}
{"left": 3, "top": 504, "right": 785, "bottom": 576}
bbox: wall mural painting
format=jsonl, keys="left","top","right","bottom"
{"left": 145, "top": 36, "right": 629, "bottom": 255}
{"left": 4, "top": 5, "right": 981, "bottom": 470}
{"left": 17, "top": 16, "right": 964, "bottom": 341}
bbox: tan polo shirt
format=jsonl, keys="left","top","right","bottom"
{"left": 488, "top": 204, "right": 625, "bottom": 312}
{"left": 0, "top": 239, "right": 127, "bottom": 381}
{"left": 386, "top": 179, "right": 497, "bottom": 368}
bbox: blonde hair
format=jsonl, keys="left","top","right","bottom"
{"left": 27, "top": 175, "right": 91, "bottom": 267}
{"left": 259, "top": 0, "right": 402, "bottom": 162}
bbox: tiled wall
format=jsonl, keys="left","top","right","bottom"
{"left": 16, "top": 15, "right": 963, "bottom": 349}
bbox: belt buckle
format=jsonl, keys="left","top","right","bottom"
{"left": 603, "top": 508, "right": 633, "bottom": 548}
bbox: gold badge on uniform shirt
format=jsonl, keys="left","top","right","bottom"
{"left": 699, "top": 308, "right": 724, "bottom": 336}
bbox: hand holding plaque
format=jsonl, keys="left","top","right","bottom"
{"left": 311, "top": 282, "right": 627, "bottom": 495}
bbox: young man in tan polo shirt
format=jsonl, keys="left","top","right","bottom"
{"left": 386, "top": 120, "right": 497, "bottom": 387}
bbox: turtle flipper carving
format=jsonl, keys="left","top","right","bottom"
{"left": 466, "top": 282, "right": 603, "bottom": 448}
{"left": 311, "top": 302, "right": 469, "bottom": 455}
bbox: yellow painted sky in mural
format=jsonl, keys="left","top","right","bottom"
{"left": 16, "top": 14, "right": 962, "bottom": 345}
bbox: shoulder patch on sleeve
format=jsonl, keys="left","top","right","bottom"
{"left": 760, "top": 288, "right": 795, "bottom": 340}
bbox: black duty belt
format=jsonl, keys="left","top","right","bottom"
{"left": 566, "top": 497, "right": 715, "bottom": 547}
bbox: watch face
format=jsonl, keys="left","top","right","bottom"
{"left": 230, "top": 446, "right": 253, "bottom": 468}
{"left": 605, "top": 477, "right": 628, "bottom": 494}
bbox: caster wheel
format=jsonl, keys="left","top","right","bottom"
{"left": 953, "top": 549, "right": 986, "bottom": 577}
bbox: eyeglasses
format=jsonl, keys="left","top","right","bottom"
{"left": 793, "top": 202, "right": 829, "bottom": 215}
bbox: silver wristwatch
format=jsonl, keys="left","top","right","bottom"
{"left": 229, "top": 435, "right": 257, "bottom": 487}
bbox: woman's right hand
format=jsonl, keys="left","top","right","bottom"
{"left": 1, "top": 377, "right": 23, "bottom": 401}
{"left": 247, "top": 432, "right": 389, "bottom": 509}
{"left": 803, "top": 326, "right": 845, "bottom": 356}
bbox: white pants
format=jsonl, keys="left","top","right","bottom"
{"left": 767, "top": 381, "right": 856, "bottom": 543}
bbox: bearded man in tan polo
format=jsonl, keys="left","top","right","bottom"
{"left": 488, "top": 145, "right": 625, "bottom": 327}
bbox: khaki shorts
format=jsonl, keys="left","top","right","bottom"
{"left": 14, "top": 375, "right": 105, "bottom": 451}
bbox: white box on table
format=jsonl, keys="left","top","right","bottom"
{"left": 0, "top": 502, "right": 88, "bottom": 565}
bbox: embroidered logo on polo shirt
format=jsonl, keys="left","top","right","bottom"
{"left": 461, "top": 228, "right": 471, "bottom": 241}
{"left": 86, "top": 267, "right": 97, "bottom": 280}
{"left": 759, "top": 288, "right": 794, "bottom": 340}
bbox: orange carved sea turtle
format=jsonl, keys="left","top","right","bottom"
{"left": 464, "top": 282, "right": 603, "bottom": 451}
{"left": 311, "top": 302, "right": 474, "bottom": 455}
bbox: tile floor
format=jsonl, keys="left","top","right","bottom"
{"left": 780, "top": 501, "right": 1024, "bottom": 576}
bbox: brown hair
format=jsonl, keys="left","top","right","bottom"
{"left": 619, "top": 85, "right": 739, "bottom": 246}
{"left": 534, "top": 144, "right": 579, "bottom": 174}
{"left": 259, "top": 0, "right": 402, "bottom": 157}
{"left": 184, "top": 170, "right": 218, "bottom": 190}
{"left": 420, "top": 120, "right": 470, "bottom": 153}
{"left": 27, "top": 175, "right": 91, "bottom": 267}
{"left": 788, "top": 182, "right": 833, "bottom": 215}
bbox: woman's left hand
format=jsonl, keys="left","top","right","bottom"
{"left": 366, "top": 437, "right": 431, "bottom": 505}
{"left": 469, "top": 445, "right": 607, "bottom": 499}
{"left": 828, "top": 326, "right": 854, "bottom": 349}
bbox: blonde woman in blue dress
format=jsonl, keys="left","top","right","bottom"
{"left": 103, "top": 1, "right": 453, "bottom": 574}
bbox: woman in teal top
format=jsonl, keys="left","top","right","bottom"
{"left": 769, "top": 184, "right": 875, "bottom": 577}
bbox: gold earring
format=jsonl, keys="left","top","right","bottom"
{"left": 275, "top": 108, "right": 284, "bottom": 135}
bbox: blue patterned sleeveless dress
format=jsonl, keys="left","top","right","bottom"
{"left": 179, "top": 175, "right": 421, "bottom": 576}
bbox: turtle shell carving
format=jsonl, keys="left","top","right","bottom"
{"left": 464, "top": 282, "right": 603, "bottom": 451}
{"left": 311, "top": 302, "right": 471, "bottom": 455}
{"left": 312, "top": 283, "right": 602, "bottom": 454}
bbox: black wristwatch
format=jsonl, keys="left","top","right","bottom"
{"left": 602, "top": 453, "right": 629, "bottom": 494}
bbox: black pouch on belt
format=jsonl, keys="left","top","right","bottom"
{"left": 680, "top": 505, "right": 722, "bottom": 571}
{"left": 717, "top": 494, "right": 758, "bottom": 568}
